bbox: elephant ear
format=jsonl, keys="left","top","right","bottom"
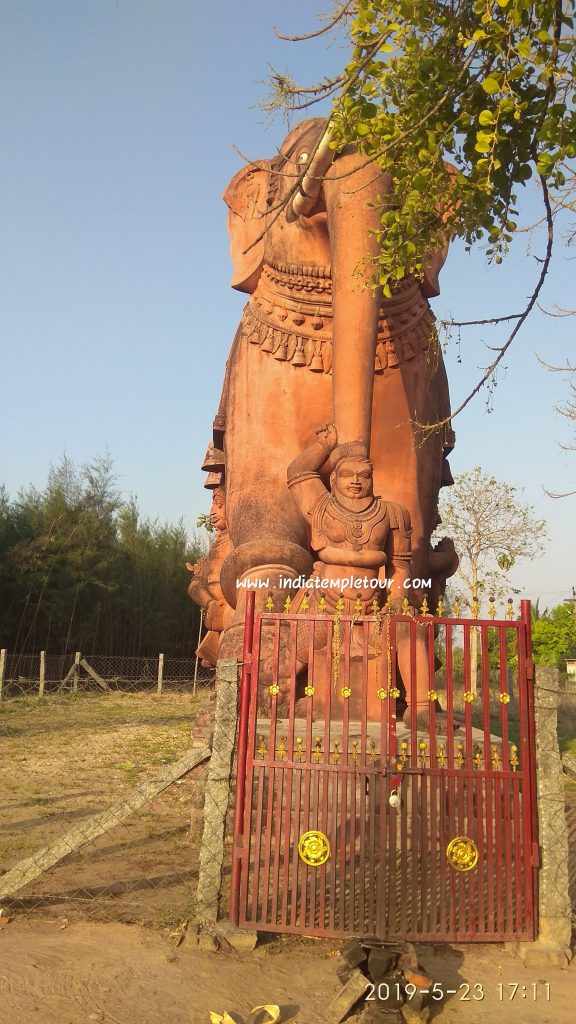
{"left": 421, "top": 162, "right": 457, "bottom": 298}
{"left": 223, "top": 161, "right": 271, "bottom": 294}
{"left": 421, "top": 244, "right": 449, "bottom": 298}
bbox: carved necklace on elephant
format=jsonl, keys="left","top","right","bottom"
{"left": 240, "top": 263, "right": 436, "bottom": 375}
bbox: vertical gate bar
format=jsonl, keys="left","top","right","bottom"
{"left": 478, "top": 623, "right": 492, "bottom": 936}
{"left": 438, "top": 615, "right": 449, "bottom": 938}
{"left": 409, "top": 616, "right": 418, "bottom": 762}
{"left": 498, "top": 625, "right": 510, "bottom": 763}
{"left": 378, "top": 612, "right": 389, "bottom": 761}
{"left": 270, "top": 617, "right": 285, "bottom": 927}
{"left": 457, "top": 767, "right": 467, "bottom": 937}
{"left": 231, "top": 591, "right": 256, "bottom": 925}
{"left": 338, "top": 765, "right": 348, "bottom": 934}
{"left": 444, "top": 626, "right": 458, "bottom": 936}
{"left": 387, "top": 737, "right": 397, "bottom": 934}
{"left": 367, "top": 764, "right": 377, "bottom": 935}
{"left": 448, "top": 770, "right": 458, "bottom": 937}
{"left": 347, "top": 619, "right": 360, "bottom": 933}
{"left": 285, "top": 618, "right": 298, "bottom": 761}
{"left": 495, "top": 622, "right": 509, "bottom": 938}
{"left": 463, "top": 621, "right": 476, "bottom": 938}
{"left": 463, "top": 623, "right": 473, "bottom": 759}
{"left": 337, "top": 620, "right": 350, "bottom": 933}
{"left": 388, "top": 615, "right": 398, "bottom": 762}
{"left": 309, "top": 755, "right": 321, "bottom": 930}
{"left": 318, "top": 617, "right": 337, "bottom": 933}
{"left": 427, "top": 619, "right": 437, "bottom": 763}
{"left": 280, "top": 621, "right": 298, "bottom": 928}
{"left": 327, "top": 610, "right": 340, "bottom": 937}
{"left": 387, "top": 614, "right": 400, "bottom": 935}
{"left": 319, "top": 764, "right": 331, "bottom": 931}
{"left": 270, "top": 761, "right": 285, "bottom": 927}
{"left": 438, "top": 771, "right": 448, "bottom": 936}
{"left": 242, "top": 610, "right": 263, "bottom": 924}
{"left": 259, "top": 619, "right": 281, "bottom": 923}
{"left": 494, "top": 771, "right": 504, "bottom": 936}
{"left": 249, "top": 765, "right": 265, "bottom": 924}
{"left": 408, "top": 617, "right": 418, "bottom": 934}
{"left": 269, "top": 618, "right": 282, "bottom": 756}
{"left": 427, "top": 620, "right": 438, "bottom": 935}
{"left": 357, "top": 620, "right": 369, "bottom": 932}
{"left": 511, "top": 773, "right": 523, "bottom": 935}
{"left": 520, "top": 601, "right": 537, "bottom": 937}
{"left": 400, "top": 774, "right": 410, "bottom": 934}
{"left": 419, "top": 766, "right": 428, "bottom": 934}
{"left": 373, "top": 606, "right": 385, "bottom": 937}
{"left": 502, "top": 769, "right": 514, "bottom": 935}
{"left": 444, "top": 623, "right": 456, "bottom": 779}
{"left": 516, "top": 613, "right": 531, "bottom": 936}
{"left": 340, "top": 618, "right": 350, "bottom": 759}
{"left": 329, "top": 764, "right": 339, "bottom": 934}
{"left": 296, "top": 618, "right": 316, "bottom": 931}
{"left": 290, "top": 752, "right": 303, "bottom": 929}
{"left": 349, "top": 763, "right": 358, "bottom": 932}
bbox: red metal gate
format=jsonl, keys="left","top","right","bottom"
{"left": 230, "top": 595, "right": 538, "bottom": 941}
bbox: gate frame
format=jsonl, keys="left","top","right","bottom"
{"left": 230, "top": 593, "right": 541, "bottom": 943}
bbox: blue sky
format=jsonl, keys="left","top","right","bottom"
{"left": 1, "top": 0, "right": 574, "bottom": 609}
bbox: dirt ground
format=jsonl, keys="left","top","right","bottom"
{"left": 0, "top": 918, "right": 574, "bottom": 1024}
{"left": 0, "top": 693, "right": 204, "bottom": 925}
{"left": 1, "top": 692, "right": 575, "bottom": 1024}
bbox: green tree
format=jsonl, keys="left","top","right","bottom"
{"left": 532, "top": 602, "right": 576, "bottom": 666}
{"left": 0, "top": 455, "right": 204, "bottom": 656}
{"left": 267, "top": 1, "right": 576, "bottom": 421}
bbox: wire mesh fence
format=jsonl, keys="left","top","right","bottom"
{"left": 0, "top": 690, "right": 219, "bottom": 927}
{"left": 0, "top": 649, "right": 214, "bottom": 698}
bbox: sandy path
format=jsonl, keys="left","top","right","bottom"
{"left": 1, "top": 919, "right": 574, "bottom": 1024}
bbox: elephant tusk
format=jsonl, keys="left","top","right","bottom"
{"left": 287, "top": 128, "right": 335, "bottom": 221}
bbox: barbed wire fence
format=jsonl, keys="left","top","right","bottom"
{"left": 0, "top": 648, "right": 234, "bottom": 931}
{"left": 0, "top": 649, "right": 214, "bottom": 699}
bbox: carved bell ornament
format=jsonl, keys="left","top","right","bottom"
{"left": 292, "top": 340, "right": 306, "bottom": 366}
{"left": 204, "top": 471, "right": 223, "bottom": 490}
{"left": 274, "top": 338, "right": 288, "bottom": 361}
{"left": 201, "top": 443, "right": 225, "bottom": 473}
{"left": 441, "top": 458, "right": 455, "bottom": 487}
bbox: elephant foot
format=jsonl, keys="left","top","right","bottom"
{"left": 403, "top": 704, "right": 464, "bottom": 734}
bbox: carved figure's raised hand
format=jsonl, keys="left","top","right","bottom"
{"left": 315, "top": 423, "right": 338, "bottom": 452}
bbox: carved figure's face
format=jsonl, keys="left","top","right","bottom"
{"left": 333, "top": 459, "right": 373, "bottom": 501}
{"left": 210, "top": 490, "right": 226, "bottom": 531}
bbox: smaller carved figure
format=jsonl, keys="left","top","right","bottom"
{"left": 186, "top": 488, "right": 233, "bottom": 668}
{"left": 287, "top": 423, "right": 413, "bottom": 613}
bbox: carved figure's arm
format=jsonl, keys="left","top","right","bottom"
{"left": 187, "top": 569, "right": 211, "bottom": 611}
{"left": 287, "top": 424, "right": 337, "bottom": 519}
{"left": 384, "top": 503, "right": 413, "bottom": 603}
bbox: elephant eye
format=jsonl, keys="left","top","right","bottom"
{"left": 298, "top": 151, "right": 309, "bottom": 165}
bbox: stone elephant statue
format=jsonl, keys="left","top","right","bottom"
{"left": 209, "top": 118, "right": 456, "bottom": 655}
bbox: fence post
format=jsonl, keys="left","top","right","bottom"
{"left": 38, "top": 651, "right": 46, "bottom": 698}
{"left": 0, "top": 649, "right": 6, "bottom": 701}
{"left": 73, "top": 651, "right": 81, "bottom": 692}
{"left": 157, "top": 653, "right": 164, "bottom": 695}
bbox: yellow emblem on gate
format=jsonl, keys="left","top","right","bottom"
{"left": 298, "top": 830, "right": 330, "bottom": 866}
{"left": 446, "top": 836, "right": 479, "bottom": 872}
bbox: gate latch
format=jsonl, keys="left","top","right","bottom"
{"left": 389, "top": 772, "right": 403, "bottom": 809}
